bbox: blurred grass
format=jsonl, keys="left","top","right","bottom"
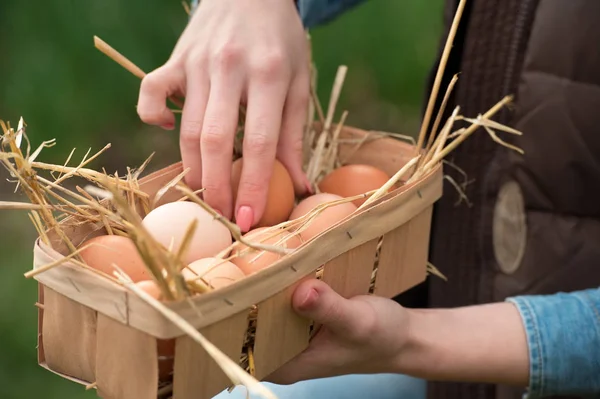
{"left": 0, "top": 1, "right": 443, "bottom": 398}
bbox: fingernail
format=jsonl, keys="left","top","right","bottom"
{"left": 236, "top": 206, "right": 254, "bottom": 233}
{"left": 161, "top": 123, "right": 175, "bottom": 130}
{"left": 298, "top": 288, "right": 319, "bottom": 311}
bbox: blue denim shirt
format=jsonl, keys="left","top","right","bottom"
{"left": 507, "top": 289, "right": 600, "bottom": 398}
{"left": 189, "top": 1, "right": 600, "bottom": 397}
{"left": 189, "top": 0, "right": 366, "bottom": 29}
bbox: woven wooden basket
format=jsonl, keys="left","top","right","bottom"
{"left": 32, "top": 124, "right": 443, "bottom": 399}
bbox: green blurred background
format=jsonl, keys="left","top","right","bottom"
{"left": 0, "top": 1, "right": 443, "bottom": 398}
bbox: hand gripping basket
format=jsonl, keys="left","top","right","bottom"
{"left": 32, "top": 125, "right": 442, "bottom": 399}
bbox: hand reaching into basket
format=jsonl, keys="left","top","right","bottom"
{"left": 137, "top": 0, "right": 311, "bottom": 231}
{"left": 266, "top": 278, "right": 531, "bottom": 387}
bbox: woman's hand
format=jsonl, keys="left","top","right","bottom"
{"left": 266, "top": 279, "right": 412, "bottom": 383}
{"left": 137, "top": 0, "right": 311, "bottom": 231}
{"left": 267, "top": 278, "right": 530, "bottom": 387}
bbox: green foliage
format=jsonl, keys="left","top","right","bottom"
{"left": 311, "top": 1, "right": 444, "bottom": 134}
{"left": 0, "top": 1, "right": 442, "bottom": 397}
{"left": 0, "top": 0, "right": 187, "bottom": 166}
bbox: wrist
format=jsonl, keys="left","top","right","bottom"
{"left": 392, "top": 304, "right": 530, "bottom": 386}
{"left": 391, "top": 308, "right": 440, "bottom": 376}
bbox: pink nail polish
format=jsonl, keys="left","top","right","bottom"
{"left": 236, "top": 206, "right": 254, "bottom": 233}
{"left": 161, "top": 123, "right": 175, "bottom": 130}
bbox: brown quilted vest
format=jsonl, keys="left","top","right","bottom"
{"left": 397, "top": 1, "right": 600, "bottom": 398}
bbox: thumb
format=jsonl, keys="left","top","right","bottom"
{"left": 292, "top": 279, "right": 361, "bottom": 337}
{"left": 265, "top": 279, "right": 364, "bottom": 385}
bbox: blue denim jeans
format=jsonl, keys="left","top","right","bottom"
{"left": 212, "top": 374, "right": 426, "bottom": 399}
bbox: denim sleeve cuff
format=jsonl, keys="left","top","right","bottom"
{"left": 506, "top": 288, "right": 600, "bottom": 398}
{"left": 190, "top": 0, "right": 364, "bottom": 28}
{"left": 298, "top": 0, "right": 367, "bottom": 28}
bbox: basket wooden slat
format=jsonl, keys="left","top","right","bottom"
{"left": 38, "top": 288, "right": 92, "bottom": 387}
{"left": 96, "top": 313, "right": 158, "bottom": 399}
{"left": 253, "top": 277, "right": 313, "bottom": 380}
{"left": 172, "top": 311, "right": 249, "bottom": 399}
{"left": 374, "top": 205, "right": 433, "bottom": 297}
{"left": 321, "top": 238, "right": 379, "bottom": 299}
{"left": 42, "top": 288, "right": 97, "bottom": 382}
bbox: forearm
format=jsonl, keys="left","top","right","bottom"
{"left": 398, "top": 302, "right": 529, "bottom": 386}
{"left": 395, "top": 288, "right": 600, "bottom": 398}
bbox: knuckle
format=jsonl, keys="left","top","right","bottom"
{"left": 238, "top": 178, "right": 265, "bottom": 196}
{"left": 179, "top": 120, "right": 203, "bottom": 144}
{"left": 201, "top": 181, "right": 223, "bottom": 195}
{"left": 347, "top": 302, "right": 379, "bottom": 343}
{"left": 140, "top": 68, "right": 170, "bottom": 95}
{"left": 165, "top": 55, "right": 184, "bottom": 70}
{"left": 320, "top": 300, "right": 344, "bottom": 327}
{"left": 186, "top": 51, "right": 208, "bottom": 70}
{"left": 201, "top": 123, "right": 227, "bottom": 150}
{"left": 203, "top": 181, "right": 231, "bottom": 210}
{"left": 245, "top": 131, "right": 275, "bottom": 156}
{"left": 213, "top": 44, "right": 241, "bottom": 71}
{"left": 252, "top": 51, "right": 286, "bottom": 81}
{"left": 140, "top": 72, "right": 159, "bottom": 93}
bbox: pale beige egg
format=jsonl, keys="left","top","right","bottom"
{"left": 142, "top": 201, "right": 232, "bottom": 264}
{"left": 182, "top": 257, "right": 245, "bottom": 289}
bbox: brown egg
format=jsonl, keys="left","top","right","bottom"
{"left": 231, "top": 227, "right": 302, "bottom": 275}
{"left": 318, "top": 164, "right": 391, "bottom": 206}
{"left": 231, "top": 157, "right": 295, "bottom": 228}
{"left": 135, "top": 280, "right": 174, "bottom": 380}
{"left": 136, "top": 280, "right": 163, "bottom": 300}
{"left": 289, "top": 193, "right": 357, "bottom": 242}
{"left": 182, "top": 258, "right": 245, "bottom": 289}
{"left": 80, "top": 235, "right": 149, "bottom": 282}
